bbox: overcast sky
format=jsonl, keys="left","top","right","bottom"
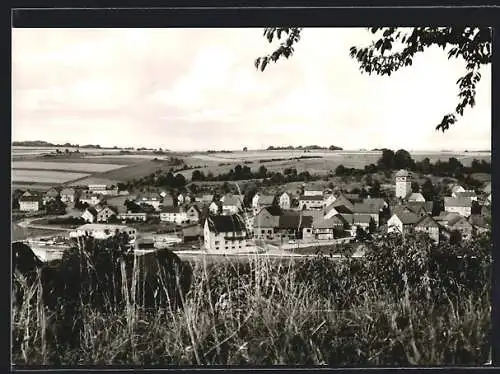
{"left": 12, "top": 28, "right": 491, "bottom": 151}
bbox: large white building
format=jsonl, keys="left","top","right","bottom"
{"left": 69, "top": 223, "right": 137, "bottom": 243}
{"left": 395, "top": 169, "right": 412, "bottom": 199}
{"left": 203, "top": 214, "right": 247, "bottom": 252}
{"left": 19, "top": 195, "right": 42, "bottom": 212}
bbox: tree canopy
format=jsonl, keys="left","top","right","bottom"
{"left": 255, "top": 27, "right": 491, "bottom": 131}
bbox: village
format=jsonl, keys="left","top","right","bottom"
{"left": 12, "top": 165, "right": 492, "bottom": 261}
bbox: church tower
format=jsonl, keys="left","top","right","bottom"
{"left": 395, "top": 169, "right": 411, "bottom": 199}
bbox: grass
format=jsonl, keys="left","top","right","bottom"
{"left": 12, "top": 170, "right": 91, "bottom": 184}
{"left": 12, "top": 161, "right": 127, "bottom": 173}
{"left": 12, "top": 236, "right": 491, "bottom": 367}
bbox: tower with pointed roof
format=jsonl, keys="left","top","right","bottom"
{"left": 395, "top": 169, "right": 411, "bottom": 199}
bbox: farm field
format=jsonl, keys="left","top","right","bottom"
{"left": 12, "top": 161, "right": 126, "bottom": 173}
{"left": 12, "top": 169, "right": 91, "bottom": 184}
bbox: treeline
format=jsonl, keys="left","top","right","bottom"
{"left": 267, "top": 145, "right": 343, "bottom": 151}
{"left": 335, "top": 149, "right": 491, "bottom": 178}
{"left": 192, "top": 165, "right": 319, "bottom": 183}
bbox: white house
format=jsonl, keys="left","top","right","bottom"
{"left": 19, "top": 195, "right": 42, "bottom": 212}
{"left": 387, "top": 211, "right": 420, "bottom": 235}
{"left": 177, "top": 193, "right": 185, "bottom": 205}
{"left": 186, "top": 205, "right": 201, "bottom": 223}
{"left": 136, "top": 192, "right": 162, "bottom": 211}
{"left": 252, "top": 193, "right": 275, "bottom": 213}
{"left": 454, "top": 191, "right": 478, "bottom": 202}
{"left": 209, "top": 201, "right": 220, "bottom": 215}
{"left": 69, "top": 223, "right": 137, "bottom": 243}
{"left": 395, "top": 169, "right": 412, "bottom": 199}
{"left": 303, "top": 187, "right": 323, "bottom": 197}
{"left": 323, "top": 194, "right": 336, "bottom": 208}
{"left": 279, "top": 192, "right": 291, "bottom": 209}
{"left": 80, "top": 191, "right": 103, "bottom": 206}
{"left": 203, "top": 214, "right": 247, "bottom": 252}
{"left": 451, "top": 185, "right": 466, "bottom": 197}
{"left": 97, "top": 206, "right": 118, "bottom": 223}
{"left": 117, "top": 212, "right": 147, "bottom": 222}
{"left": 160, "top": 206, "right": 188, "bottom": 224}
{"left": 298, "top": 195, "right": 324, "bottom": 210}
{"left": 82, "top": 207, "right": 98, "bottom": 223}
{"left": 444, "top": 197, "right": 472, "bottom": 217}
{"left": 221, "top": 194, "right": 242, "bottom": 215}
{"left": 60, "top": 188, "right": 76, "bottom": 204}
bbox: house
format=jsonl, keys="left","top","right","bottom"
{"left": 407, "top": 192, "right": 426, "bottom": 203}
{"left": 405, "top": 201, "right": 434, "bottom": 217}
{"left": 160, "top": 206, "right": 188, "bottom": 224}
{"left": 79, "top": 191, "right": 103, "bottom": 206}
{"left": 19, "top": 195, "right": 42, "bottom": 212}
{"left": 252, "top": 193, "right": 276, "bottom": 213}
{"left": 137, "top": 192, "right": 162, "bottom": 211}
{"left": 303, "top": 186, "right": 323, "bottom": 197}
{"left": 82, "top": 207, "right": 98, "bottom": 223}
{"left": 483, "top": 193, "right": 492, "bottom": 206}
{"left": 451, "top": 185, "right": 466, "bottom": 196}
{"left": 323, "top": 193, "right": 336, "bottom": 208}
{"left": 209, "top": 201, "right": 220, "bottom": 215}
{"left": 253, "top": 206, "right": 282, "bottom": 239}
{"left": 364, "top": 198, "right": 388, "bottom": 211}
{"left": 161, "top": 194, "right": 175, "bottom": 208}
{"left": 454, "top": 191, "right": 478, "bottom": 202}
{"left": 69, "top": 223, "right": 137, "bottom": 243}
{"left": 60, "top": 188, "right": 76, "bottom": 204}
{"left": 353, "top": 202, "right": 381, "bottom": 226}
{"left": 221, "top": 194, "right": 242, "bottom": 215}
{"left": 279, "top": 192, "right": 291, "bottom": 210}
{"left": 200, "top": 194, "right": 214, "bottom": 204}
{"left": 203, "top": 214, "right": 247, "bottom": 252}
{"left": 184, "top": 195, "right": 192, "bottom": 204}
{"left": 298, "top": 195, "right": 324, "bottom": 210}
{"left": 313, "top": 218, "right": 339, "bottom": 240}
{"left": 469, "top": 214, "right": 490, "bottom": 235}
{"left": 177, "top": 193, "right": 185, "bottom": 205}
{"left": 186, "top": 205, "right": 201, "bottom": 223}
{"left": 117, "top": 212, "right": 147, "bottom": 222}
{"left": 97, "top": 206, "right": 118, "bottom": 223}
{"left": 353, "top": 214, "right": 373, "bottom": 231}
{"left": 277, "top": 213, "right": 314, "bottom": 242}
{"left": 387, "top": 211, "right": 420, "bottom": 235}
{"left": 414, "top": 215, "right": 440, "bottom": 244}
{"left": 43, "top": 188, "right": 59, "bottom": 204}
{"left": 444, "top": 197, "right": 472, "bottom": 217}
{"left": 182, "top": 224, "right": 202, "bottom": 242}
{"left": 445, "top": 215, "right": 474, "bottom": 241}
{"left": 483, "top": 182, "right": 491, "bottom": 195}
{"left": 88, "top": 184, "right": 119, "bottom": 196}
{"left": 434, "top": 211, "right": 462, "bottom": 227}
{"left": 395, "top": 169, "right": 412, "bottom": 199}
{"left": 481, "top": 204, "right": 491, "bottom": 218}
{"left": 329, "top": 194, "right": 355, "bottom": 214}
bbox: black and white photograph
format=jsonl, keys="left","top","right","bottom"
{"left": 11, "top": 19, "right": 493, "bottom": 367}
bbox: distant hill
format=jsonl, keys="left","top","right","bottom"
{"left": 12, "top": 140, "right": 116, "bottom": 149}
{"left": 267, "top": 145, "right": 343, "bottom": 151}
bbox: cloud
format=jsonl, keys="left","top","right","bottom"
{"left": 12, "top": 28, "right": 491, "bottom": 151}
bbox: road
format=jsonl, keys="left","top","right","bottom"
{"left": 17, "top": 216, "right": 72, "bottom": 232}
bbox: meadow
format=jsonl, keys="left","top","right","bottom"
{"left": 12, "top": 169, "right": 91, "bottom": 184}
{"left": 12, "top": 161, "right": 126, "bottom": 173}
{"left": 12, "top": 233, "right": 491, "bottom": 366}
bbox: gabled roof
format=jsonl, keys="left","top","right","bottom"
{"left": 161, "top": 206, "right": 182, "bottom": 214}
{"left": 60, "top": 188, "right": 75, "bottom": 195}
{"left": 278, "top": 214, "right": 313, "bottom": 229}
{"left": 313, "top": 218, "right": 338, "bottom": 229}
{"left": 331, "top": 194, "right": 354, "bottom": 212}
{"left": 363, "top": 198, "right": 386, "bottom": 210}
{"left": 408, "top": 192, "right": 425, "bottom": 202}
{"left": 451, "top": 185, "right": 465, "bottom": 194}
{"left": 187, "top": 205, "right": 201, "bottom": 214}
{"left": 302, "top": 209, "right": 324, "bottom": 225}
{"left": 344, "top": 193, "right": 362, "bottom": 203}
{"left": 415, "top": 215, "right": 439, "bottom": 229}
{"left": 337, "top": 213, "right": 354, "bottom": 225}
{"left": 19, "top": 195, "right": 41, "bottom": 202}
{"left": 263, "top": 205, "right": 284, "bottom": 216}
{"left": 483, "top": 182, "right": 491, "bottom": 194}
{"left": 45, "top": 188, "right": 59, "bottom": 197}
{"left": 469, "top": 214, "right": 489, "bottom": 229}
{"left": 395, "top": 169, "right": 410, "bottom": 177}
{"left": 206, "top": 214, "right": 246, "bottom": 233}
{"left": 455, "top": 191, "right": 477, "bottom": 199}
{"left": 201, "top": 194, "right": 214, "bottom": 202}
{"left": 393, "top": 211, "right": 420, "bottom": 225}
{"left": 298, "top": 195, "right": 323, "bottom": 201}
{"left": 84, "top": 207, "right": 98, "bottom": 216}
{"left": 444, "top": 197, "right": 472, "bottom": 208}
{"left": 353, "top": 202, "right": 381, "bottom": 214}
{"left": 447, "top": 214, "right": 472, "bottom": 228}
{"left": 222, "top": 194, "right": 241, "bottom": 206}
{"left": 258, "top": 195, "right": 276, "bottom": 205}
{"left": 354, "top": 214, "right": 373, "bottom": 225}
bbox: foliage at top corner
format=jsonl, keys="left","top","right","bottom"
{"left": 254, "top": 27, "right": 491, "bottom": 132}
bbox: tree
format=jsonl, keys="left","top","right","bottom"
{"left": 45, "top": 198, "right": 66, "bottom": 215}
{"left": 421, "top": 179, "right": 436, "bottom": 201}
{"left": 449, "top": 230, "right": 463, "bottom": 245}
{"left": 377, "top": 149, "right": 395, "bottom": 170}
{"left": 243, "top": 147, "right": 248, "bottom": 152}
{"left": 394, "top": 149, "right": 415, "bottom": 170}
{"left": 256, "top": 27, "right": 491, "bottom": 131}
{"left": 411, "top": 181, "right": 420, "bottom": 193}
{"left": 370, "top": 180, "right": 382, "bottom": 198}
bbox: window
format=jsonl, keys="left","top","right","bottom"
{"left": 215, "top": 241, "right": 220, "bottom": 245}
{"left": 215, "top": 247, "right": 219, "bottom": 250}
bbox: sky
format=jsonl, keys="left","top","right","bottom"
{"left": 12, "top": 28, "right": 491, "bottom": 152}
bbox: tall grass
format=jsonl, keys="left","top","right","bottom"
{"left": 12, "top": 235, "right": 491, "bottom": 366}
